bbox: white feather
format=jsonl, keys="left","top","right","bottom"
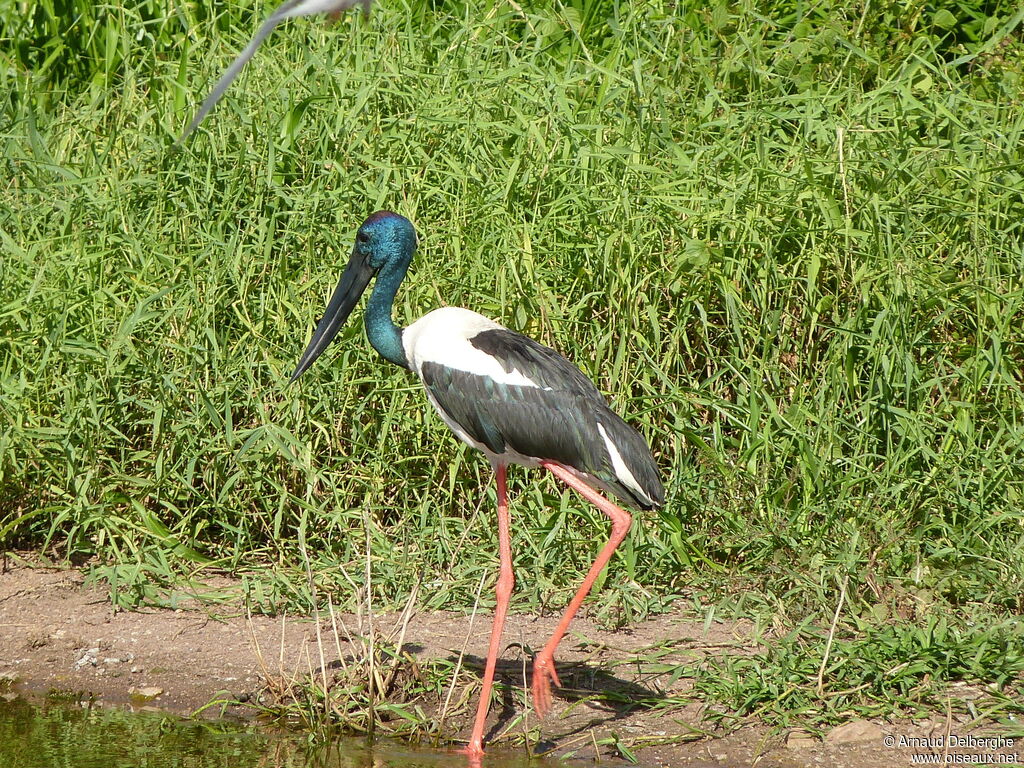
{"left": 403, "top": 307, "right": 548, "bottom": 389}
{"left": 596, "top": 422, "right": 655, "bottom": 507}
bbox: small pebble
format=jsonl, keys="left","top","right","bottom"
{"left": 826, "top": 720, "right": 883, "bottom": 745}
{"left": 130, "top": 686, "right": 164, "bottom": 700}
{"left": 786, "top": 730, "right": 817, "bottom": 749}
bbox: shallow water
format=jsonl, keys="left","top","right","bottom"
{"left": 0, "top": 696, "right": 553, "bottom": 768}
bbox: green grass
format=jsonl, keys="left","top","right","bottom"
{"left": 690, "top": 615, "right": 1024, "bottom": 731}
{"left": 2, "top": 0, "right": 1023, "bottom": 739}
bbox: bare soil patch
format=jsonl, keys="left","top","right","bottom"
{"left": 1, "top": 562, "right": 1018, "bottom": 767}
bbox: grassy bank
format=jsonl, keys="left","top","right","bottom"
{"left": 2, "top": 0, "right": 1023, "bottom": 735}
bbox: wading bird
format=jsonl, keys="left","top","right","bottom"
{"left": 290, "top": 211, "right": 663, "bottom": 760}
{"left": 178, "top": 0, "right": 372, "bottom": 144}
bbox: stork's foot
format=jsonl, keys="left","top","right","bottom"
{"left": 457, "top": 743, "right": 484, "bottom": 767}
{"left": 531, "top": 651, "right": 562, "bottom": 718}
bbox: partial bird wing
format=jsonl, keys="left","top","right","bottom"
{"left": 468, "top": 328, "right": 606, "bottom": 398}
{"left": 420, "top": 329, "right": 664, "bottom": 509}
{"left": 177, "top": 0, "right": 372, "bottom": 144}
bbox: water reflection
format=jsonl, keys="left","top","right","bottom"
{"left": 0, "top": 697, "right": 558, "bottom": 768}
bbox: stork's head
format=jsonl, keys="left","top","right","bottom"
{"left": 354, "top": 210, "right": 418, "bottom": 270}
{"left": 289, "top": 211, "right": 416, "bottom": 381}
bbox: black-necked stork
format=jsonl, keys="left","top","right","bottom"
{"left": 290, "top": 211, "right": 663, "bottom": 760}
{"left": 178, "top": 0, "right": 372, "bottom": 144}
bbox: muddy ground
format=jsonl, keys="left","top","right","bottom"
{"left": 1, "top": 562, "right": 1019, "bottom": 767}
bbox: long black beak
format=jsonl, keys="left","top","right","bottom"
{"left": 289, "top": 247, "right": 375, "bottom": 383}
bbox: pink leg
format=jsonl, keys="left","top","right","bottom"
{"left": 461, "top": 464, "right": 512, "bottom": 763}
{"left": 531, "top": 461, "right": 632, "bottom": 718}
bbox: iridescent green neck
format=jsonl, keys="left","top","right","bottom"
{"left": 364, "top": 259, "right": 410, "bottom": 370}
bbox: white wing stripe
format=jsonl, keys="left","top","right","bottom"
{"left": 596, "top": 421, "right": 655, "bottom": 507}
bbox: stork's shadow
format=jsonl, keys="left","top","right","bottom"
{"left": 446, "top": 646, "right": 666, "bottom": 750}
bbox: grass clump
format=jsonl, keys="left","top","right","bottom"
{"left": 246, "top": 594, "right": 453, "bottom": 742}
{"left": 692, "top": 614, "right": 1024, "bottom": 730}
{"left": 2, "top": 0, "right": 1023, "bottom": 738}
